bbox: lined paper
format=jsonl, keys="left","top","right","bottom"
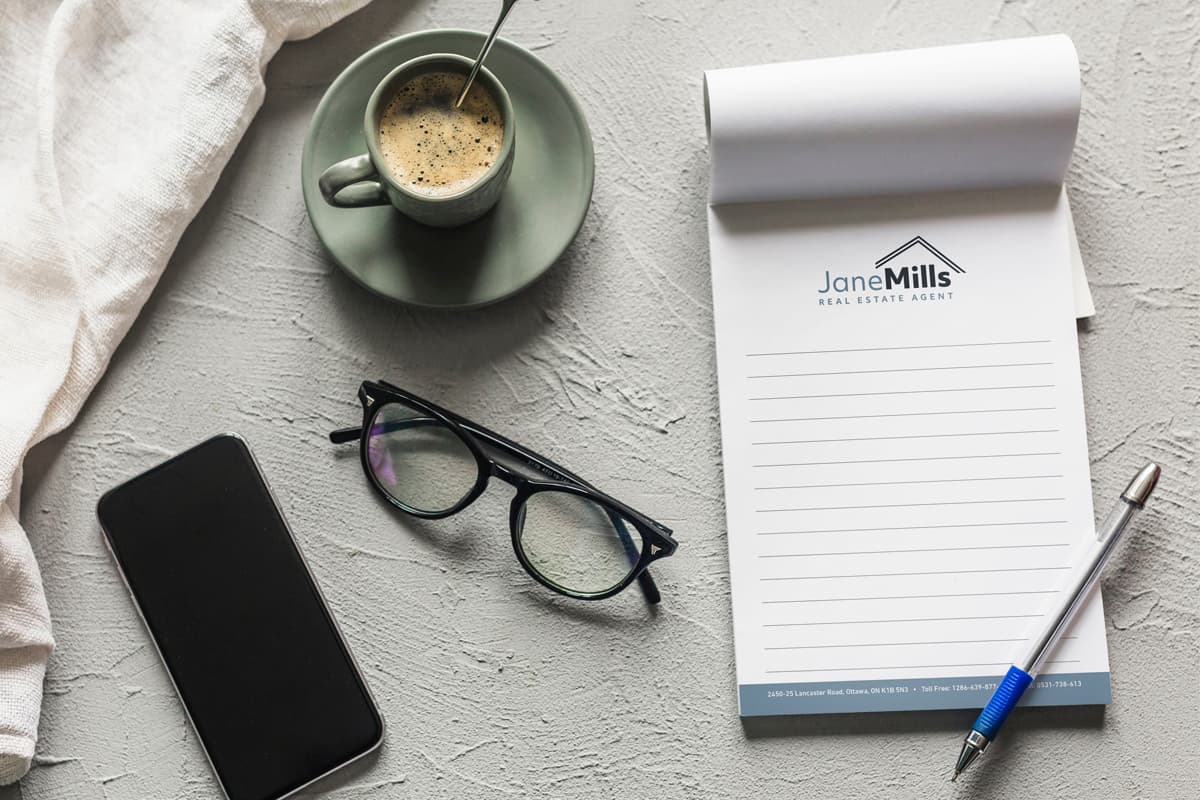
{"left": 709, "top": 190, "right": 1110, "bottom": 714}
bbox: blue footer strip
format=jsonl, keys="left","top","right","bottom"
{"left": 738, "top": 671, "right": 1111, "bottom": 717}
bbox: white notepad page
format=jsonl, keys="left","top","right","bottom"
{"left": 704, "top": 36, "right": 1111, "bottom": 715}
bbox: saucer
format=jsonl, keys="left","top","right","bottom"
{"left": 302, "top": 29, "right": 595, "bottom": 308}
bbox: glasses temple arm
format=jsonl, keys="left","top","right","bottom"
{"left": 332, "top": 418, "right": 672, "bottom": 538}
{"left": 329, "top": 427, "right": 361, "bottom": 444}
{"left": 459, "top": 423, "right": 673, "bottom": 533}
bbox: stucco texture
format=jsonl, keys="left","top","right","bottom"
{"left": 9, "top": 1, "right": 1199, "bottom": 798}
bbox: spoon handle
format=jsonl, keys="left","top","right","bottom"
{"left": 455, "top": 0, "right": 520, "bottom": 107}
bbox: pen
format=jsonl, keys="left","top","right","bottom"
{"left": 951, "top": 463, "right": 1161, "bottom": 782}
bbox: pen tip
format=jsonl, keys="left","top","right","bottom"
{"left": 951, "top": 771, "right": 959, "bottom": 783}
{"left": 1121, "top": 463, "right": 1161, "bottom": 506}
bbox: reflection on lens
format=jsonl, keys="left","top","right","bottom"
{"left": 366, "top": 401, "right": 479, "bottom": 513}
{"left": 517, "top": 490, "right": 642, "bottom": 595}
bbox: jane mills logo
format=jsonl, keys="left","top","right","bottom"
{"left": 817, "top": 236, "right": 964, "bottom": 307}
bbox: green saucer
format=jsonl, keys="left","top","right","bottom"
{"left": 302, "top": 29, "right": 595, "bottom": 308}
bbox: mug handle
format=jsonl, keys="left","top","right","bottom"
{"left": 318, "top": 153, "right": 389, "bottom": 207}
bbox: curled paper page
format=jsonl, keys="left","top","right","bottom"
{"left": 704, "top": 35, "right": 1081, "bottom": 205}
{"left": 702, "top": 34, "right": 1094, "bottom": 318}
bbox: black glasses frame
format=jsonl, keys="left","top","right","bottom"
{"left": 330, "top": 381, "right": 678, "bottom": 604}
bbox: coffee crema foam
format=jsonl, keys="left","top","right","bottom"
{"left": 378, "top": 72, "right": 504, "bottom": 198}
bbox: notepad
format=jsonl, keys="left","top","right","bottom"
{"left": 704, "top": 36, "right": 1112, "bottom": 715}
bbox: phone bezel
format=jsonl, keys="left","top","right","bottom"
{"left": 96, "top": 432, "right": 385, "bottom": 800}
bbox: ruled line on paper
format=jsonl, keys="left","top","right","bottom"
{"left": 750, "top": 407, "right": 1056, "bottom": 423}
{"left": 768, "top": 639, "right": 1022, "bottom": 650}
{"left": 758, "top": 543, "right": 1072, "bottom": 558}
{"left": 755, "top": 520, "right": 1069, "bottom": 536}
{"left": 762, "top": 590, "right": 1059, "bottom": 604}
{"left": 763, "top": 614, "right": 1044, "bottom": 627}
{"left": 764, "top": 636, "right": 1081, "bottom": 651}
{"left": 760, "top": 566, "right": 1071, "bottom": 582}
{"left": 765, "top": 660, "right": 1080, "bottom": 675}
{"left": 751, "top": 429, "right": 1059, "bottom": 445}
{"left": 756, "top": 497, "right": 1067, "bottom": 513}
{"left": 748, "top": 362, "right": 1054, "bottom": 379}
{"left": 755, "top": 475, "right": 1065, "bottom": 490}
{"left": 745, "top": 340, "right": 1053, "bottom": 358}
{"left": 754, "top": 452, "right": 1063, "bottom": 468}
{"left": 750, "top": 384, "right": 1056, "bottom": 401}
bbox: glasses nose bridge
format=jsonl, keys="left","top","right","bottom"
{"left": 488, "top": 460, "right": 524, "bottom": 487}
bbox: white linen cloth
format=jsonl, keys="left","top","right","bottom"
{"left": 0, "top": 0, "right": 371, "bottom": 783}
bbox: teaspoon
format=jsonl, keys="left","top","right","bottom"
{"left": 455, "top": 0, "right": 520, "bottom": 108}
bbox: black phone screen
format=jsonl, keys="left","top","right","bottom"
{"left": 97, "top": 435, "right": 383, "bottom": 800}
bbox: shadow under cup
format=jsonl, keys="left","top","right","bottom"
{"left": 320, "top": 53, "right": 516, "bottom": 228}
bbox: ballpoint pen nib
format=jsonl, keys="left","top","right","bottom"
{"left": 953, "top": 730, "right": 988, "bottom": 781}
{"left": 950, "top": 770, "right": 959, "bottom": 783}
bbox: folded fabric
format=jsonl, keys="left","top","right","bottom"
{"left": 0, "top": 0, "right": 372, "bottom": 783}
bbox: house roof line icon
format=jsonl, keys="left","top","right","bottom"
{"left": 874, "top": 236, "right": 966, "bottom": 274}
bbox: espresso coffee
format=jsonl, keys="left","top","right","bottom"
{"left": 377, "top": 71, "right": 505, "bottom": 198}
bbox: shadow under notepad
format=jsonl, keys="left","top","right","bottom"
{"left": 741, "top": 701, "right": 1104, "bottom": 738}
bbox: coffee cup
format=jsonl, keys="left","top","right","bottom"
{"left": 318, "top": 53, "right": 515, "bottom": 228}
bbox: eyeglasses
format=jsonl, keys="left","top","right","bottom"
{"left": 330, "top": 381, "right": 678, "bottom": 603}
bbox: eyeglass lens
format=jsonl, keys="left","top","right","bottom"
{"left": 366, "top": 400, "right": 479, "bottom": 514}
{"left": 517, "top": 491, "right": 643, "bottom": 595}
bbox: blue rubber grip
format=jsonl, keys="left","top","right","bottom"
{"left": 973, "top": 666, "right": 1033, "bottom": 739}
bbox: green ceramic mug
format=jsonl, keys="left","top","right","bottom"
{"left": 318, "top": 53, "right": 516, "bottom": 228}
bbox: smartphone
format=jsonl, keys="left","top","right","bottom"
{"left": 97, "top": 434, "right": 383, "bottom": 800}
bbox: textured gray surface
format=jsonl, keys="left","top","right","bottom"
{"left": 14, "top": 1, "right": 1199, "bottom": 797}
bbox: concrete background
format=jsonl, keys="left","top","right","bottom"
{"left": 9, "top": 0, "right": 1198, "bottom": 797}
